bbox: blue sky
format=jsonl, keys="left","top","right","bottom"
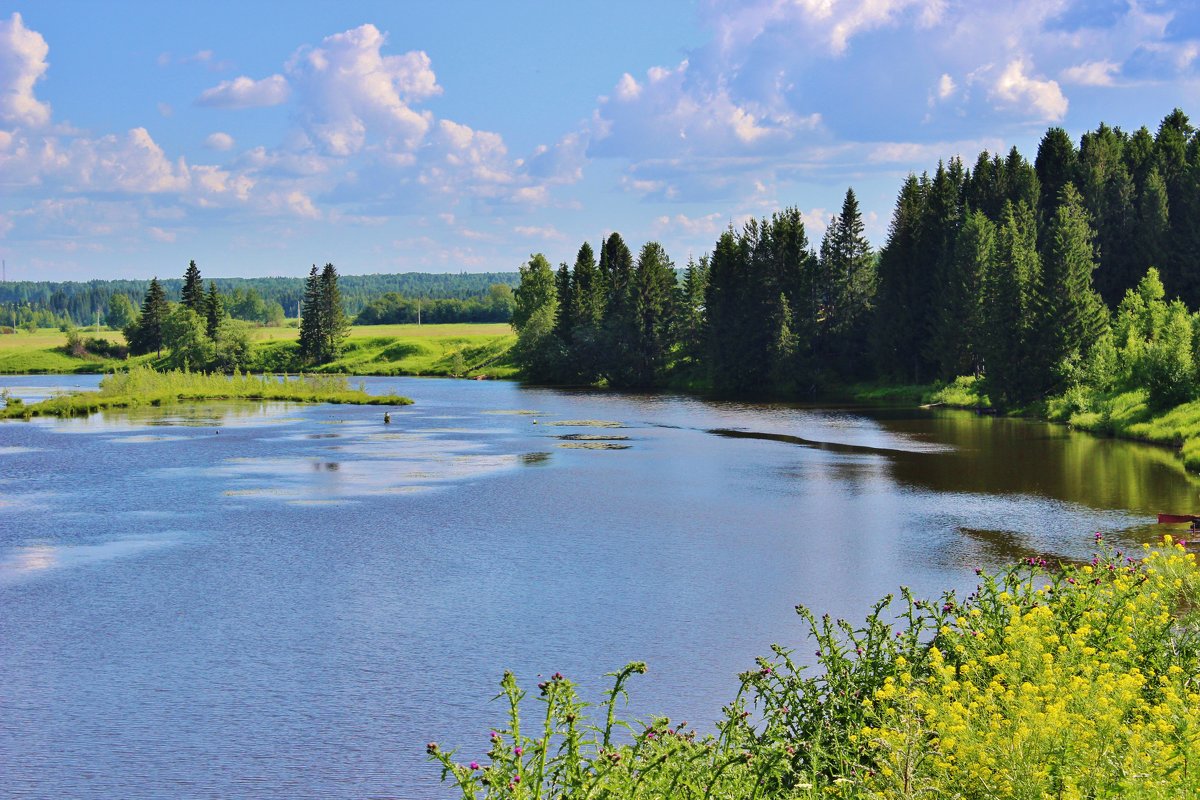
{"left": 1, "top": 1, "right": 1198, "bottom": 281}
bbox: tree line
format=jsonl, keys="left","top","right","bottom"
{"left": 513, "top": 108, "right": 1200, "bottom": 408}
{"left": 0, "top": 272, "right": 520, "bottom": 328}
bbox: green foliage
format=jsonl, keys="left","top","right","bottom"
{"left": 105, "top": 293, "right": 137, "bottom": 330}
{"left": 181, "top": 260, "right": 205, "bottom": 314}
{"left": 433, "top": 541, "right": 1200, "bottom": 799}
{"left": 125, "top": 277, "right": 170, "bottom": 356}
{"left": 511, "top": 254, "right": 561, "bottom": 381}
{"left": 163, "top": 306, "right": 214, "bottom": 370}
{"left": 0, "top": 364, "right": 411, "bottom": 420}
{"left": 297, "top": 263, "right": 349, "bottom": 364}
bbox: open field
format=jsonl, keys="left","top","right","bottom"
{"left": 0, "top": 324, "right": 516, "bottom": 377}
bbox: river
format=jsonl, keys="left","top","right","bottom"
{"left": 0, "top": 375, "right": 1192, "bottom": 798}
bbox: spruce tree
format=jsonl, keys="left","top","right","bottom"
{"left": 705, "top": 228, "right": 747, "bottom": 394}
{"left": 552, "top": 262, "right": 574, "bottom": 349}
{"left": 626, "top": 241, "right": 678, "bottom": 388}
{"left": 298, "top": 265, "right": 323, "bottom": 363}
{"left": 127, "top": 277, "right": 170, "bottom": 357}
{"left": 568, "top": 241, "right": 605, "bottom": 383}
{"left": 873, "top": 174, "right": 928, "bottom": 381}
{"left": 599, "top": 232, "right": 637, "bottom": 386}
{"left": 818, "top": 188, "right": 875, "bottom": 377}
{"left": 929, "top": 210, "right": 994, "bottom": 379}
{"left": 181, "top": 260, "right": 205, "bottom": 314}
{"left": 1035, "top": 127, "right": 1080, "bottom": 228}
{"left": 205, "top": 281, "right": 225, "bottom": 340}
{"left": 318, "top": 263, "right": 349, "bottom": 363}
{"left": 1031, "top": 183, "right": 1108, "bottom": 392}
{"left": 983, "top": 202, "right": 1040, "bottom": 405}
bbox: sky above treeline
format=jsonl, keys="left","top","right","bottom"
{"left": 1, "top": 1, "right": 1198, "bottom": 281}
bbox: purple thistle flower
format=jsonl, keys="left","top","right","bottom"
{"left": 470, "top": 762, "right": 480, "bottom": 770}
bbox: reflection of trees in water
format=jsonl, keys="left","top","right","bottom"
{"left": 877, "top": 410, "right": 1200, "bottom": 514}
{"left": 310, "top": 461, "right": 340, "bottom": 472}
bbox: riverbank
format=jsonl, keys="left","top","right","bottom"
{"left": 431, "top": 538, "right": 1200, "bottom": 799}
{"left": 0, "top": 366, "right": 411, "bottom": 419}
{"left": 0, "top": 323, "right": 517, "bottom": 378}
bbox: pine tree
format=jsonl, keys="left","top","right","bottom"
{"left": 568, "top": 241, "right": 605, "bottom": 383}
{"left": 318, "top": 263, "right": 349, "bottom": 362}
{"left": 983, "top": 202, "right": 1040, "bottom": 405}
{"left": 600, "top": 232, "right": 637, "bottom": 386}
{"left": 1031, "top": 183, "right": 1108, "bottom": 392}
{"left": 1035, "top": 127, "right": 1080, "bottom": 228}
{"left": 705, "top": 228, "right": 747, "bottom": 393}
{"left": 818, "top": 188, "right": 876, "bottom": 377}
{"left": 181, "top": 260, "right": 205, "bottom": 315}
{"left": 298, "top": 265, "right": 323, "bottom": 363}
{"left": 626, "top": 241, "right": 678, "bottom": 387}
{"left": 552, "top": 262, "right": 574, "bottom": 348}
{"left": 873, "top": 174, "right": 928, "bottom": 381}
{"left": 931, "top": 210, "right": 994, "bottom": 379}
{"left": 126, "top": 277, "right": 170, "bottom": 357}
{"left": 205, "top": 281, "right": 225, "bottom": 340}
{"left": 675, "top": 255, "right": 709, "bottom": 368}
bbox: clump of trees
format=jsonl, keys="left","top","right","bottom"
{"left": 298, "top": 263, "right": 349, "bottom": 365}
{"left": 354, "top": 284, "right": 514, "bottom": 325}
{"left": 512, "top": 188, "right": 876, "bottom": 393}
{"left": 124, "top": 262, "right": 251, "bottom": 371}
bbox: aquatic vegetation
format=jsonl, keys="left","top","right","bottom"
{"left": 0, "top": 365, "right": 411, "bottom": 419}
{"left": 430, "top": 537, "right": 1200, "bottom": 798}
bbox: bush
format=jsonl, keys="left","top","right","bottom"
{"left": 431, "top": 538, "right": 1200, "bottom": 799}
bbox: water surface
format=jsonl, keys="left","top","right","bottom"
{"left": 1, "top": 375, "right": 1193, "bottom": 798}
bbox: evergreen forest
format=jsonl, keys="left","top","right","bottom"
{"left": 511, "top": 108, "right": 1200, "bottom": 411}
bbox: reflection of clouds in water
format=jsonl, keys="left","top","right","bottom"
{"left": 193, "top": 450, "right": 520, "bottom": 504}
{"left": 0, "top": 446, "right": 40, "bottom": 455}
{"left": 0, "top": 491, "right": 56, "bottom": 513}
{"left": 109, "top": 435, "right": 190, "bottom": 444}
{"left": 41, "top": 402, "right": 305, "bottom": 434}
{"left": 0, "top": 535, "right": 182, "bottom": 584}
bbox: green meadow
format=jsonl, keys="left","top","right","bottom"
{"left": 0, "top": 323, "right": 517, "bottom": 378}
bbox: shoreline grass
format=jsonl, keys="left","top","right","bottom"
{"left": 0, "top": 365, "right": 411, "bottom": 419}
{"left": 430, "top": 537, "right": 1200, "bottom": 799}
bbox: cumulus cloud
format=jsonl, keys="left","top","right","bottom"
{"left": 285, "top": 24, "right": 440, "bottom": 156}
{"left": 989, "top": 58, "right": 1068, "bottom": 121}
{"left": 0, "top": 12, "right": 51, "bottom": 127}
{"left": 514, "top": 224, "right": 566, "bottom": 241}
{"left": 204, "top": 131, "right": 235, "bottom": 151}
{"left": 197, "top": 74, "right": 290, "bottom": 108}
{"left": 1060, "top": 59, "right": 1120, "bottom": 86}
{"left": 592, "top": 59, "right": 818, "bottom": 160}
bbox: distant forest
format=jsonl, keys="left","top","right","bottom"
{"left": 0, "top": 272, "right": 520, "bottom": 328}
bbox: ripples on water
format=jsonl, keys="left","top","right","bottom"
{"left": 0, "top": 374, "right": 1190, "bottom": 798}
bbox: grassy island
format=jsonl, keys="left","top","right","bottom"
{"left": 431, "top": 537, "right": 1200, "bottom": 799}
{"left": 0, "top": 366, "right": 411, "bottom": 420}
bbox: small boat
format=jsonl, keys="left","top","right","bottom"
{"left": 1157, "top": 513, "right": 1200, "bottom": 543}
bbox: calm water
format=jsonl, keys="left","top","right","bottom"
{"left": 1, "top": 375, "right": 1195, "bottom": 798}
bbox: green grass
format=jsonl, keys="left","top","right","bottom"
{"left": 0, "top": 324, "right": 516, "bottom": 378}
{"left": 0, "top": 365, "right": 411, "bottom": 419}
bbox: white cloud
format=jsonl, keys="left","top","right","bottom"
{"left": 1060, "top": 60, "right": 1120, "bottom": 86}
{"left": 204, "top": 131, "right": 235, "bottom": 151}
{"left": 514, "top": 224, "right": 566, "bottom": 241}
{"left": 989, "top": 58, "right": 1067, "bottom": 121}
{"left": 937, "top": 73, "right": 956, "bottom": 100}
{"left": 197, "top": 74, "right": 290, "bottom": 108}
{"left": 148, "top": 226, "right": 176, "bottom": 243}
{"left": 0, "top": 12, "right": 51, "bottom": 127}
{"left": 652, "top": 212, "right": 724, "bottom": 236}
{"left": 285, "top": 24, "right": 440, "bottom": 156}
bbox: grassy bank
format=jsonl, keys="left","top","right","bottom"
{"left": 430, "top": 537, "right": 1200, "bottom": 799}
{"left": 0, "top": 366, "right": 411, "bottom": 419}
{"left": 0, "top": 324, "right": 516, "bottom": 378}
